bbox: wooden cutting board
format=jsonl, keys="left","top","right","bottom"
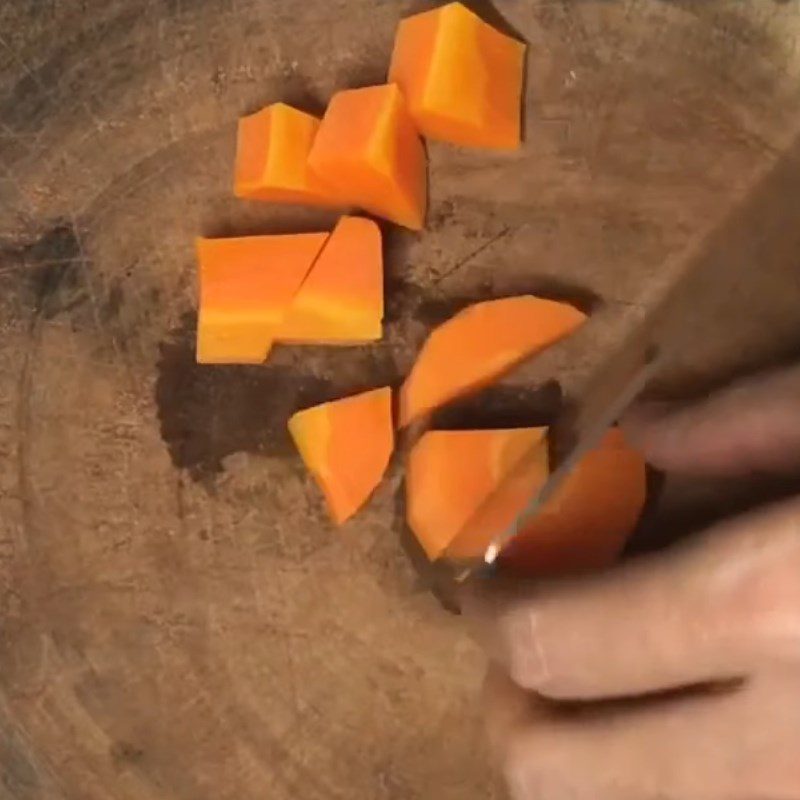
{"left": 1, "top": 2, "right": 800, "bottom": 798}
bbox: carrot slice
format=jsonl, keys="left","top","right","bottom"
{"left": 399, "top": 296, "right": 586, "bottom": 427}
{"left": 407, "top": 428, "right": 548, "bottom": 561}
{"left": 498, "top": 429, "right": 647, "bottom": 575}
{"left": 389, "top": 2, "right": 526, "bottom": 150}
{"left": 308, "top": 84, "right": 427, "bottom": 230}
{"left": 288, "top": 387, "right": 394, "bottom": 525}
{"left": 234, "top": 103, "right": 336, "bottom": 205}
{"left": 277, "top": 216, "right": 383, "bottom": 344}
{"left": 406, "top": 427, "right": 646, "bottom": 573}
{"left": 196, "top": 232, "right": 328, "bottom": 364}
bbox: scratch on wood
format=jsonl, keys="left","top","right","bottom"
{"left": 68, "top": 214, "right": 138, "bottom": 395}
{"left": 431, "top": 226, "right": 512, "bottom": 286}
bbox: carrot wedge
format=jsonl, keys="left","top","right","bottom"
{"left": 234, "top": 103, "right": 336, "bottom": 206}
{"left": 196, "top": 232, "right": 328, "bottom": 364}
{"left": 308, "top": 84, "right": 427, "bottom": 230}
{"left": 406, "top": 427, "right": 646, "bottom": 575}
{"left": 289, "top": 387, "right": 394, "bottom": 525}
{"left": 407, "top": 427, "right": 548, "bottom": 561}
{"left": 498, "top": 428, "right": 647, "bottom": 576}
{"left": 399, "top": 296, "right": 586, "bottom": 426}
{"left": 390, "top": 2, "right": 526, "bottom": 149}
{"left": 277, "top": 216, "right": 383, "bottom": 344}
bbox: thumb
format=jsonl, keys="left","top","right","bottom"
{"left": 622, "top": 365, "right": 800, "bottom": 475}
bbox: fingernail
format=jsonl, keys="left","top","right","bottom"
{"left": 503, "top": 607, "right": 549, "bottom": 689}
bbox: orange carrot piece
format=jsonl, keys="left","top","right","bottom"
{"left": 196, "top": 232, "right": 328, "bottom": 364}
{"left": 277, "top": 216, "right": 383, "bottom": 344}
{"left": 407, "top": 427, "right": 548, "bottom": 561}
{"left": 234, "top": 103, "right": 337, "bottom": 206}
{"left": 288, "top": 387, "right": 394, "bottom": 525}
{"left": 389, "top": 2, "right": 526, "bottom": 150}
{"left": 399, "top": 296, "right": 586, "bottom": 427}
{"left": 308, "top": 84, "right": 427, "bottom": 230}
{"left": 498, "top": 428, "right": 647, "bottom": 576}
{"left": 406, "top": 427, "right": 646, "bottom": 573}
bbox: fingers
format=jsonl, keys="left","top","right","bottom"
{"left": 489, "top": 671, "right": 800, "bottom": 800}
{"left": 463, "top": 499, "right": 800, "bottom": 700}
{"left": 623, "top": 365, "right": 800, "bottom": 475}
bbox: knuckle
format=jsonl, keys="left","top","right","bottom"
{"left": 749, "top": 567, "right": 800, "bottom": 661}
{"left": 718, "top": 518, "right": 800, "bottom": 663}
{"left": 502, "top": 732, "right": 545, "bottom": 800}
{"left": 502, "top": 730, "right": 574, "bottom": 800}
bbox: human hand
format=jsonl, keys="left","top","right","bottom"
{"left": 464, "top": 365, "right": 800, "bottom": 800}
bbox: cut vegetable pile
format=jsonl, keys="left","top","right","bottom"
{"left": 193, "top": 2, "right": 649, "bottom": 577}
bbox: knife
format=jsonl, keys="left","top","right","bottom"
{"left": 441, "top": 337, "right": 660, "bottom": 578}
{"left": 432, "top": 132, "right": 800, "bottom": 583}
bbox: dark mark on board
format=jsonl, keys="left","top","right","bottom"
{"left": 429, "top": 380, "right": 563, "bottom": 431}
{"left": 382, "top": 221, "right": 424, "bottom": 323}
{"left": 0, "top": 222, "right": 84, "bottom": 319}
{"left": 109, "top": 740, "right": 145, "bottom": 768}
{"left": 155, "top": 312, "right": 401, "bottom": 484}
{"left": 0, "top": 8, "right": 140, "bottom": 137}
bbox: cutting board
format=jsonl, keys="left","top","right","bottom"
{"left": 1, "top": 2, "right": 800, "bottom": 798}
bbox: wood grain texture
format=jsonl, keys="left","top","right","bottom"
{"left": 1, "top": 1, "right": 800, "bottom": 797}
